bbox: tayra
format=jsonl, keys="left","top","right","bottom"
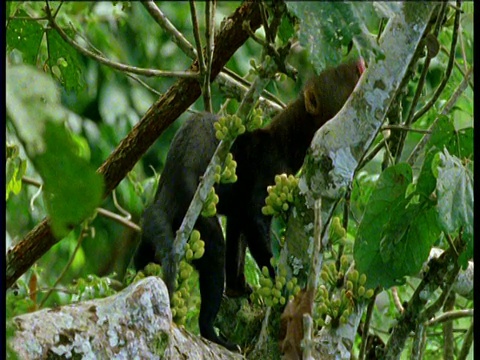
{"left": 134, "top": 59, "right": 365, "bottom": 350}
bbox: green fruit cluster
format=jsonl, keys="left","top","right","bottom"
{"left": 251, "top": 258, "right": 300, "bottom": 307}
{"left": 315, "top": 260, "right": 375, "bottom": 328}
{"left": 185, "top": 229, "right": 205, "bottom": 261}
{"left": 171, "top": 230, "right": 205, "bottom": 324}
{"left": 171, "top": 259, "right": 194, "bottom": 324}
{"left": 345, "top": 269, "right": 374, "bottom": 301}
{"left": 262, "top": 174, "right": 299, "bottom": 216}
{"left": 315, "top": 285, "right": 353, "bottom": 327}
{"left": 214, "top": 114, "right": 245, "bottom": 141}
{"left": 330, "top": 216, "right": 347, "bottom": 245}
{"left": 320, "top": 261, "right": 343, "bottom": 288}
{"left": 127, "top": 262, "right": 163, "bottom": 285}
{"left": 246, "top": 107, "right": 264, "bottom": 132}
{"left": 214, "top": 152, "right": 237, "bottom": 184}
{"left": 201, "top": 187, "right": 219, "bottom": 217}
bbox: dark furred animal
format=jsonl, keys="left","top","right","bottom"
{"left": 134, "top": 59, "right": 365, "bottom": 350}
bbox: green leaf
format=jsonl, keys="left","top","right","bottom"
{"left": 46, "top": 29, "right": 86, "bottom": 92}
{"left": 378, "top": 198, "right": 414, "bottom": 264}
{"left": 354, "top": 163, "right": 418, "bottom": 287}
{"left": 278, "top": 13, "right": 296, "bottom": 45}
{"left": 425, "top": 116, "right": 473, "bottom": 160}
{"left": 36, "top": 122, "right": 104, "bottom": 238}
{"left": 450, "top": 127, "right": 473, "bottom": 160}
{"left": 7, "top": 9, "right": 44, "bottom": 65}
{"left": 380, "top": 203, "right": 440, "bottom": 281}
{"left": 6, "top": 155, "right": 27, "bottom": 200}
{"left": 435, "top": 149, "right": 473, "bottom": 266}
{"left": 426, "top": 115, "right": 454, "bottom": 152}
{"left": 416, "top": 148, "right": 438, "bottom": 197}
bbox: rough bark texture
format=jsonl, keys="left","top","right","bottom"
{"left": 6, "top": 1, "right": 262, "bottom": 289}
{"left": 9, "top": 277, "right": 242, "bottom": 359}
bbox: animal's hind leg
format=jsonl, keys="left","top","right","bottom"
{"left": 193, "top": 216, "right": 237, "bottom": 350}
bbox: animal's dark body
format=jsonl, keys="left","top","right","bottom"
{"left": 134, "top": 59, "right": 365, "bottom": 350}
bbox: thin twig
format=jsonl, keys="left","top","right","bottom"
{"left": 410, "top": 0, "right": 462, "bottom": 124}
{"left": 382, "top": 125, "right": 431, "bottom": 134}
{"left": 357, "top": 139, "right": 386, "bottom": 171}
{"left": 442, "top": 292, "right": 455, "bottom": 360}
{"left": 20, "top": 176, "right": 43, "bottom": 210}
{"left": 407, "top": 65, "right": 473, "bottom": 165}
{"left": 392, "top": 287, "right": 404, "bottom": 314}
{"left": 220, "top": 69, "right": 286, "bottom": 108}
{"left": 203, "top": 0, "right": 216, "bottom": 112}
{"left": 259, "top": 2, "right": 272, "bottom": 43}
{"left": 141, "top": 1, "right": 197, "bottom": 60}
{"left": 45, "top": 4, "right": 199, "bottom": 79}
{"left": 307, "top": 199, "right": 323, "bottom": 293}
{"left": 358, "top": 288, "right": 380, "bottom": 360}
{"left": 439, "top": 45, "right": 474, "bottom": 89}
{"left": 22, "top": 176, "right": 42, "bottom": 187}
{"left": 112, "top": 190, "right": 132, "bottom": 220}
{"left": 21, "top": 177, "right": 140, "bottom": 232}
{"left": 335, "top": 187, "right": 351, "bottom": 271}
{"left": 426, "top": 309, "right": 473, "bottom": 326}
{"left": 96, "top": 208, "right": 141, "bottom": 233}
{"left": 394, "top": 33, "right": 435, "bottom": 162}
{"left": 189, "top": 0, "right": 205, "bottom": 75}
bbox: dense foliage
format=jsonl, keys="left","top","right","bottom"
{"left": 6, "top": 1, "right": 473, "bottom": 359}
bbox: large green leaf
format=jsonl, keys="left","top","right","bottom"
{"left": 354, "top": 163, "right": 441, "bottom": 288}
{"left": 7, "top": 64, "right": 104, "bottom": 238}
{"left": 36, "top": 122, "right": 104, "bottom": 238}
{"left": 436, "top": 149, "right": 473, "bottom": 266}
{"left": 354, "top": 164, "right": 411, "bottom": 288}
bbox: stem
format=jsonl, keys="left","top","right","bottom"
{"left": 457, "top": 321, "right": 474, "bottom": 360}
{"left": 358, "top": 288, "right": 379, "bottom": 360}
{"left": 410, "top": 0, "right": 462, "bottom": 124}
{"left": 407, "top": 65, "right": 473, "bottom": 165}
{"left": 39, "top": 228, "right": 87, "bottom": 307}
{"left": 203, "top": 0, "right": 216, "bottom": 112}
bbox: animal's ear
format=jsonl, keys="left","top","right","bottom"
{"left": 304, "top": 85, "right": 322, "bottom": 115}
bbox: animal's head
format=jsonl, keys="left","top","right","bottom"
{"left": 304, "top": 58, "right": 365, "bottom": 125}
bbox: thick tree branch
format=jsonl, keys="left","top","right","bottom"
{"left": 6, "top": 1, "right": 262, "bottom": 289}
